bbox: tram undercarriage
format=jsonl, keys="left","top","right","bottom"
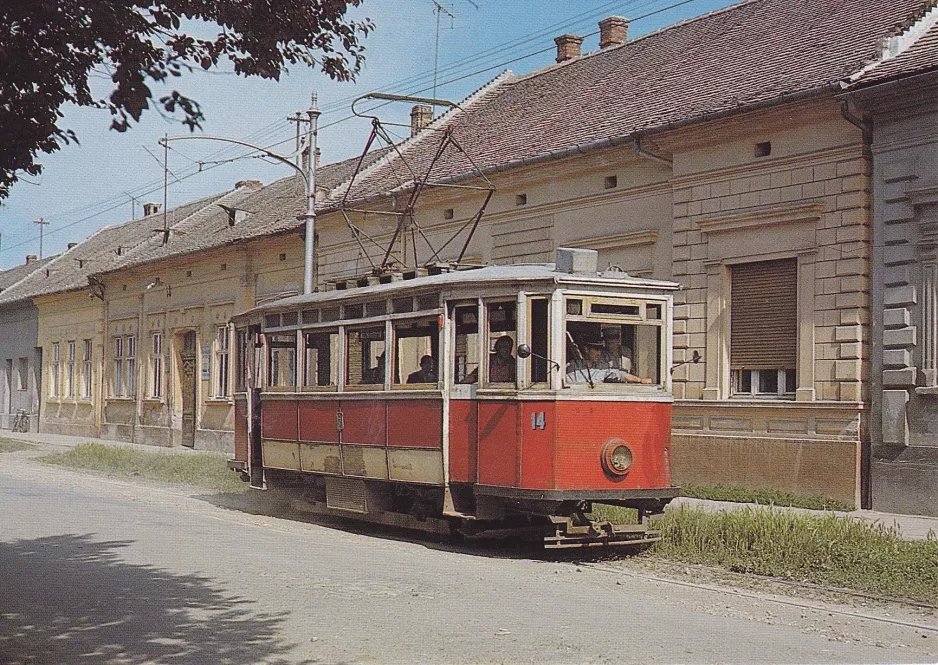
{"left": 260, "top": 469, "right": 673, "bottom": 549}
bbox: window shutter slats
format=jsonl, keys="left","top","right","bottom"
{"left": 730, "top": 258, "right": 797, "bottom": 370}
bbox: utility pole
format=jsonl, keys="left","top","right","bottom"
{"left": 431, "top": 1, "right": 455, "bottom": 109}
{"left": 302, "top": 91, "right": 321, "bottom": 295}
{"left": 160, "top": 90, "right": 321, "bottom": 294}
{"left": 33, "top": 218, "right": 49, "bottom": 258}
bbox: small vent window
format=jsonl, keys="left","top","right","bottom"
{"left": 344, "top": 303, "right": 364, "bottom": 320}
{"left": 393, "top": 297, "right": 414, "bottom": 314}
{"left": 515, "top": 193, "right": 527, "bottom": 206}
{"left": 264, "top": 314, "right": 280, "bottom": 329}
{"left": 281, "top": 312, "right": 298, "bottom": 327}
{"left": 444, "top": 208, "right": 454, "bottom": 220}
{"left": 302, "top": 310, "right": 318, "bottom": 324}
{"left": 416, "top": 293, "right": 439, "bottom": 311}
{"left": 321, "top": 307, "right": 340, "bottom": 322}
{"left": 755, "top": 141, "right": 772, "bottom": 158}
{"left": 365, "top": 301, "right": 387, "bottom": 318}
{"left": 604, "top": 175, "right": 618, "bottom": 190}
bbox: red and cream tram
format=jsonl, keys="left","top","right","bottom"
{"left": 230, "top": 249, "right": 680, "bottom": 547}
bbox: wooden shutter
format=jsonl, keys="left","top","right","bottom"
{"left": 730, "top": 258, "right": 797, "bottom": 370}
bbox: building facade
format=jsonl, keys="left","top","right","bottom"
{"left": 850, "top": 15, "right": 938, "bottom": 515}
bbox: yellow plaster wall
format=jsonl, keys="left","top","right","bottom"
{"left": 36, "top": 291, "right": 104, "bottom": 437}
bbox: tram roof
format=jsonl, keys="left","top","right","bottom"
{"left": 234, "top": 263, "right": 679, "bottom": 322}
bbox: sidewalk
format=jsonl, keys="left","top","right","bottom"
{"left": 670, "top": 496, "right": 938, "bottom": 541}
{"left": 1, "top": 429, "right": 210, "bottom": 455}
{"left": 4, "top": 428, "right": 937, "bottom": 540}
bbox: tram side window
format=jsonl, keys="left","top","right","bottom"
{"left": 564, "top": 321, "right": 660, "bottom": 387}
{"left": 347, "top": 327, "right": 386, "bottom": 387}
{"left": 453, "top": 305, "right": 480, "bottom": 384}
{"left": 267, "top": 334, "right": 297, "bottom": 388}
{"left": 487, "top": 301, "right": 517, "bottom": 385}
{"left": 304, "top": 330, "right": 339, "bottom": 388}
{"left": 393, "top": 318, "right": 439, "bottom": 386}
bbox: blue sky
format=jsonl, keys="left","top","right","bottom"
{"left": 0, "top": 0, "right": 736, "bottom": 270}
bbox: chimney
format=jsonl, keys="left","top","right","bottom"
{"left": 25, "top": 255, "right": 37, "bottom": 264}
{"left": 234, "top": 179, "right": 263, "bottom": 191}
{"left": 143, "top": 202, "right": 161, "bottom": 216}
{"left": 67, "top": 242, "right": 78, "bottom": 249}
{"left": 599, "top": 16, "right": 629, "bottom": 48}
{"left": 410, "top": 105, "right": 433, "bottom": 137}
{"left": 554, "top": 34, "right": 584, "bottom": 62}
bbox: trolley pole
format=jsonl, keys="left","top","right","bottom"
{"left": 302, "top": 92, "right": 320, "bottom": 295}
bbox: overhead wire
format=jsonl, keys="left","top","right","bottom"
{"left": 2, "top": 0, "right": 705, "bottom": 261}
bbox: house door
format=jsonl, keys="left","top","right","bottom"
{"left": 180, "top": 331, "right": 197, "bottom": 448}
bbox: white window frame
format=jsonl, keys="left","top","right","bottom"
{"left": 113, "top": 337, "right": 124, "bottom": 397}
{"left": 215, "top": 326, "right": 229, "bottom": 398}
{"left": 732, "top": 368, "right": 796, "bottom": 398}
{"left": 82, "top": 339, "right": 93, "bottom": 399}
{"left": 66, "top": 341, "right": 75, "bottom": 398}
{"left": 51, "top": 343, "right": 60, "bottom": 397}
{"left": 125, "top": 335, "right": 136, "bottom": 397}
{"left": 151, "top": 333, "right": 163, "bottom": 399}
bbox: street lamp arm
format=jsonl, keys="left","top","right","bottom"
{"left": 158, "top": 135, "right": 308, "bottom": 188}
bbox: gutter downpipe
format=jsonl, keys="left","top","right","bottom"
{"left": 634, "top": 134, "right": 673, "bottom": 166}
{"left": 303, "top": 93, "right": 321, "bottom": 295}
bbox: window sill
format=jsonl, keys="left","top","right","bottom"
{"left": 106, "top": 397, "right": 136, "bottom": 402}
{"left": 141, "top": 398, "right": 166, "bottom": 405}
{"left": 205, "top": 397, "right": 233, "bottom": 405}
{"left": 915, "top": 386, "right": 938, "bottom": 397}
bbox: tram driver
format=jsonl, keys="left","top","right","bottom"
{"left": 565, "top": 330, "right": 652, "bottom": 386}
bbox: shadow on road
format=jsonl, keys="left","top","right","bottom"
{"left": 0, "top": 534, "right": 305, "bottom": 665}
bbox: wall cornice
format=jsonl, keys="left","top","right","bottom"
{"left": 696, "top": 202, "right": 826, "bottom": 235}
{"left": 567, "top": 229, "right": 659, "bottom": 251}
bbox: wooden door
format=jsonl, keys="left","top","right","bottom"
{"left": 180, "top": 331, "right": 197, "bottom": 448}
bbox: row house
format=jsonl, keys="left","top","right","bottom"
{"left": 82, "top": 154, "right": 384, "bottom": 450}
{"left": 302, "top": 0, "right": 938, "bottom": 509}
{"left": 848, "top": 11, "right": 938, "bottom": 515}
{"left": 0, "top": 255, "right": 55, "bottom": 431}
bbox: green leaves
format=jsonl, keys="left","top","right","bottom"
{"left": 0, "top": 0, "right": 373, "bottom": 198}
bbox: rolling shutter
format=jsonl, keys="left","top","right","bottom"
{"left": 730, "top": 258, "right": 797, "bottom": 370}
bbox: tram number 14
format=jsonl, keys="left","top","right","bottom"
{"left": 531, "top": 412, "right": 546, "bottom": 431}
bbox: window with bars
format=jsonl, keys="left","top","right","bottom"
{"left": 730, "top": 258, "right": 797, "bottom": 397}
{"left": 82, "top": 340, "right": 93, "bottom": 399}
{"left": 151, "top": 333, "right": 163, "bottom": 398}
{"left": 66, "top": 341, "right": 75, "bottom": 398}
{"left": 215, "top": 326, "right": 229, "bottom": 397}
{"left": 51, "top": 343, "right": 60, "bottom": 397}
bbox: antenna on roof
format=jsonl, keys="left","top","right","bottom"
{"left": 429, "top": 0, "right": 478, "bottom": 112}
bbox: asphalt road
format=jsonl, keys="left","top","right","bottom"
{"left": 1, "top": 453, "right": 936, "bottom": 664}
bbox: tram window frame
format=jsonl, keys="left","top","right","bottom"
{"left": 266, "top": 333, "right": 297, "bottom": 390}
{"left": 302, "top": 329, "right": 339, "bottom": 391}
{"left": 485, "top": 301, "right": 517, "bottom": 387}
{"left": 563, "top": 296, "right": 666, "bottom": 390}
{"left": 451, "top": 303, "right": 481, "bottom": 386}
{"left": 528, "top": 297, "right": 550, "bottom": 386}
{"left": 392, "top": 317, "right": 440, "bottom": 389}
{"left": 345, "top": 325, "right": 387, "bottom": 390}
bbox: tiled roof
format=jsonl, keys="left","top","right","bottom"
{"left": 0, "top": 256, "right": 56, "bottom": 293}
{"left": 326, "top": 0, "right": 931, "bottom": 208}
{"left": 93, "top": 148, "right": 391, "bottom": 275}
{"left": 0, "top": 194, "right": 223, "bottom": 305}
{"left": 850, "top": 8, "right": 938, "bottom": 86}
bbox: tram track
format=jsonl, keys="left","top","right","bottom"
{"left": 583, "top": 562, "right": 938, "bottom": 634}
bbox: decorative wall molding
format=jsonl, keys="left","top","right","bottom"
{"left": 696, "top": 202, "right": 825, "bottom": 235}
{"left": 567, "top": 229, "right": 659, "bottom": 251}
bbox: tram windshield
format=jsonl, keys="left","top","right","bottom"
{"left": 564, "top": 298, "right": 663, "bottom": 388}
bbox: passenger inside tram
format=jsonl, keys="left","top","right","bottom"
{"left": 407, "top": 355, "right": 437, "bottom": 384}
{"left": 565, "top": 322, "right": 654, "bottom": 386}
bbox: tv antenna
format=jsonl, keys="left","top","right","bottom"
{"left": 430, "top": 0, "right": 478, "bottom": 110}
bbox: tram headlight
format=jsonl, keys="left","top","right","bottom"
{"left": 601, "top": 439, "right": 633, "bottom": 478}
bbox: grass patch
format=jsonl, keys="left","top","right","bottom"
{"left": 649, "top": 507, "right": 938, "bottom": 604}
{"left": 39, "top": 442, "right": 248, "bottom": 494}
{"left": 0, "top": 437, "right": 32, "bottom": 453}
{"left": 679, "top": 483, "right": 852, "bottom": 512}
